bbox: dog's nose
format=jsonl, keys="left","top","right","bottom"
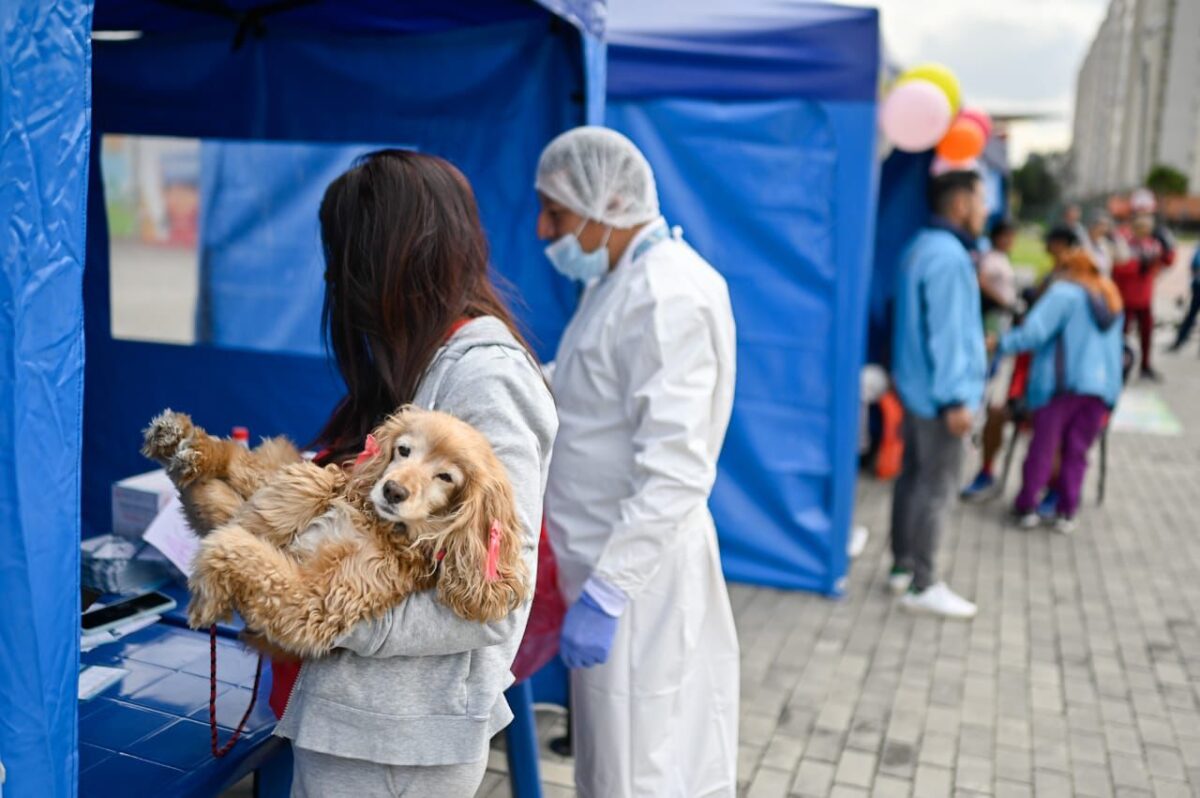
{"left": 383, "top": 480, "right": 409, "bottom": 504}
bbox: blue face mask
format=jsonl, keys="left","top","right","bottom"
{"left": 544, "top": 222, "right": 612, "bottom": 282}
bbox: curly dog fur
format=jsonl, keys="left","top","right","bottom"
{"left": 142, "top": 407, "right": 528, "bottom": 659}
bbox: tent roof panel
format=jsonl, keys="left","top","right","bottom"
{"left": 607, "top": 0, "right": 878, "bottom": 101}
{"left": 93, "top": 0, "right": 604, "bottom": 37}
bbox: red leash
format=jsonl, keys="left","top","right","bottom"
{"left": 209, "top": 625, "right": 264, "bottom": 758}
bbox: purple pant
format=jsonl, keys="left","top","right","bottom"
{"left": 1015, "top": 394, "right": 1108, "bottom": 519}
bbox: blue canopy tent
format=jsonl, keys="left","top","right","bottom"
{"left": 605, "top": 0, "right": 880, "bottom": 594}
{"left": 0, "top": 2, "right": 602, "bottom": 795}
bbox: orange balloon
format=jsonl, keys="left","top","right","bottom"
{"left": 936, "top": 118, "right": 986, "bottom": 162}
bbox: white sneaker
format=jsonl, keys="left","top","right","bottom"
{"left": 848, "top": 525, "right": 869, "bottom": 558}
{"left": 887, "top": 568, "right": 913, "bottom": 596}
{"left": 900, "top": 582, "right": 978, "bottom": 620}
{"left": 1054, "top": 516, "right": 1076, "bottom": 535}
{"left": 1015, "top": 512, "right": 1041, "bottom": 530}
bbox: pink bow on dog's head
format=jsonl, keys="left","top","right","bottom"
{"left": 354, "top": 433, "right": 381, "bottom": 467}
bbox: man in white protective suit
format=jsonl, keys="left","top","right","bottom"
{"left": 536, "top": 126, "right": 740, "bottom": 798}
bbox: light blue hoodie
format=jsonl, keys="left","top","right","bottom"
{"left": 998, "top": 280, "right": 1124, "bottom": 410}
{"left": 891, "top": 227, "right": 988, "bottom": 418}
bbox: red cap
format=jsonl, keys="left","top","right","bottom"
{"left": 231, "top": 426, "right": 250, "bottom": 442}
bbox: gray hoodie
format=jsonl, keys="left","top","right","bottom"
{"left": 274, "top": 317, "right": 557, "bottom": 766}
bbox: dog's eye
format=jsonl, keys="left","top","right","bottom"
{"left": 436, "top": 473, "right": 454, "bottom": 484}
{"left": 397, "top": 445, "right": 411, "bottom": 458}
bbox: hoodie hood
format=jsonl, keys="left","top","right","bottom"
{"left": 1085, "top": 291, "right": 1120, "bottom": 331}
{"left": 419, "top": 316, "right": 542, "bottom": 412}
{"left": 442, "top": 316, "right": 530, "bottom": 357}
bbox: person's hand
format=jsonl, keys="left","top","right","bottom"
{"left": 559, "top": 589, "right": 620, "bottom": 669}
{"left": 944, "top": 406, "right": 973, "bottom": 437}
{"left": 985, "top": 334, "right": 999, "bottom": 356}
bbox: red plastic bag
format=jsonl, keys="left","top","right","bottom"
{"left": 510, "top": 520, "right": 566, "bottom": 682}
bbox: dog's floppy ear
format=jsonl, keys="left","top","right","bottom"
{"left": 436, "top": 458, "right": 528, "bottom": 623}
{"left": 345, "top": 414, "right": 404, "bottom": 502}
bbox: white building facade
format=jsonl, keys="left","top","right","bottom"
{"left": 1072, "top": 0, "right": 1200, "bottom": 197}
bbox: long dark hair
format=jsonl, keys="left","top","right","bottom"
{"left": 315, "top": 149, "right": 532, "bottom": 464}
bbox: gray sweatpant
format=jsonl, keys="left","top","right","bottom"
{"left": 292, "top": 747, "right": 488, "bottom": 798}
{"left": 889, "top": 412, "right": 965, "bottom": 591}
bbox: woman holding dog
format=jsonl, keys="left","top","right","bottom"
{"left": 270, "top": 150, "right": 557, "bottom": 796}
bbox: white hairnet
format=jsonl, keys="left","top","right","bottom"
{"left": 535, "top": 126, "right": 660, "bottom": 229}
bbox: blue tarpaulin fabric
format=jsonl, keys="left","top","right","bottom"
{"left": 0, "top": 2, "right": 91, "bottom": 796}
{"left": 867, "top": 150, "right": 932, "bottom": 366}
{"left": 2, "top": 3, "right": 600, "bottom": 793}
{"left": 83, "top": 10, "right": 601, "bottom": 538}
{"left": 607, "top": 0, "right": 878, "bottom": 102}
{"left": 94, "top": 0, "right": 606, "bottom": 37}
{"left": 606, "top": 1, "right": 879, "bottom": 594}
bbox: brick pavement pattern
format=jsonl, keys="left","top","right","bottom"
{"left": 735, "top": 350, "right": 1200, "bottom": 798}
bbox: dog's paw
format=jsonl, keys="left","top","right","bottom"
{"left": 321, "top": 463, "right": 349, "bottom": 491}
{"left": 142, "top": 410, "right": 195, "bottom": 462}
{"left": 186, "top": 593, "right": 230, "bottom": 629}
{"left": 167, "top": 441, "right": 206, "bottom": 486}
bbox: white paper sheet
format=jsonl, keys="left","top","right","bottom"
{"left": 142, "top": 495, "right": 200, "bottom": 577}
{"left": 78, "top": 665, "right": 129, "bottom": 700}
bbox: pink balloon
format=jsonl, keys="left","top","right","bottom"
{"left": 881, "top": 79, "right": 953, "bottom": 153}
{"left": 959, "top": 106, "right": 993, "bottom": 140}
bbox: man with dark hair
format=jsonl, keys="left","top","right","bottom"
{"left": 1044, "top": 225, "right": 1080, "bottom": 257}
{"left": 889, "top": 171, "right": 987, "bottom": 619}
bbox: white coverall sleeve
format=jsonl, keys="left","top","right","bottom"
{"left": 338, "top": 348, "right": 553, "bottom": 658}
{"left": 590, "top": 288, "right": 722, "bottom": 601}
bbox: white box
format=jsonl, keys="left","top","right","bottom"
{"left": 112, "top": 469, "right": 176, "bottom": 539}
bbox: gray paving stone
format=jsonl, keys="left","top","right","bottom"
{"left": 828, "top": 786, "right": 870, "bottom": 798}
{"left": 869, "top": 774, "right": 911, "bottom": 798}
{"left": 760, "top": 734, "right": 806, "bottom": 773}
{"left": 747, "top": 767, "right": 794, "bottom": 798}
{"left": 834, "top": 749, "right": 876, "bottom": 790}
{"left": 1108, "top": 753, "right": 1151, "bottom": 791}
{"left": 791, "top": 759, "right": 835, "bottom": 798}
{"left": 1148, "top": 779, "right": 1192, "bottom": 798}
{"left": 992, "top": 781, "right": 1032, "bottom": 798}
{"left": 918, "top": 732, "right": 957, "bottom": 768}
{"left": 953, "top": 755, "right": 992, "bottom": 793}
{"left": 1033, "top": 769, "right": 1073, "bottom": 795}
{"left": 912, "top": 764, "right": 953, "bottom": 797}
{"left": 993, "top": 746, "right": 1031, "bottom": 785}
{"left": 1143, "top": 745, "right": 1186, "bottom": 782}
{"left": 1072, "top": 762, "right": 1114, "bottom": 797}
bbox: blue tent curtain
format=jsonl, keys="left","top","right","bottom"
{"left": 1, "top": 3, "right": 601, "bottom": 796}
{"left": 0, "top": 2, "right": 92, "bottom": 796}
{"left": 608, "top": 98, "right": 877, "bottom": 593}
{"left": 606, "top": 1, "right": 879, "bottom": 594}
{"left": 84, "top": 14, "right": 598, "bottom": 538}
{"left": 867, "top": 150, "right": 932, "bottom": 366}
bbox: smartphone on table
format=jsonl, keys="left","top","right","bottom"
{"left": 81, "top": 591, "right": 176, "bottom": 635}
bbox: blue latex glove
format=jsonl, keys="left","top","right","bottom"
{"left": 559, "top": 589, "right": 620, "bottom": 670}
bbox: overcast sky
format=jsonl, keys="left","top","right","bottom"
{"left": 842, "top": 0, "right": 1110, "bottom": 166}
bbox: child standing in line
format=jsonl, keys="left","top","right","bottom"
{"left": 995, "top": 249, "right": 1124, "bottom": 533}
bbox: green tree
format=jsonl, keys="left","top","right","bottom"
{"left": 1012, "top": 154, "right": 1061, "bottom": 222}
{"left": 1145, "top": 164, "right": 1188, "bottom": 196}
